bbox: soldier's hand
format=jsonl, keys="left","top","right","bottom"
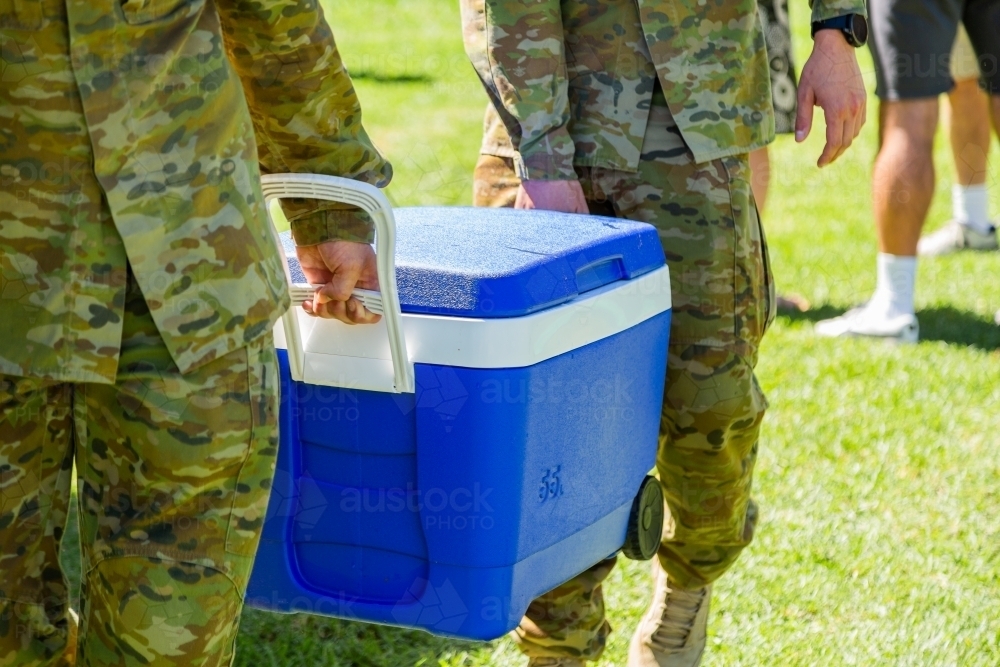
{"left": 296, "top": 240, "right": 381, "bottom": 325}
{"left": 796, "top": 30, "right": 867, "bottom": 168}
{"left": 515, "top": 179, "right": 589, "bottom": 214}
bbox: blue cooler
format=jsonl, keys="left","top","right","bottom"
{"left": 247, "top": 175, "right": 673, "bottom": 641}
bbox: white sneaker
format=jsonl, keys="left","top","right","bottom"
{"left": 814, "top": 304, "right": 919, "bottom": 343}
{"left": 995, "top": 309, "right": 1000, "bottom": 327}
{"left": 917, "top": 220, "right": 998, "bottom": 256}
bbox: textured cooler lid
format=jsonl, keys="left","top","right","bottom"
{"left": 282, "top": 206, "right": 665, "bottom": 318}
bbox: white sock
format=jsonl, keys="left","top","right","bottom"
{"left": 868, "top": 253, "right": 916, "bottom": 318}
{"left": 953, "top": 184, "right": 993, "bottom": 234}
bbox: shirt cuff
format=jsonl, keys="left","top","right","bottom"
{"left": 287, "top": 205, "right": 375, "bottom": 246}
{"left": 810, "top": 0, "right": 867, "bottom": 24}
{"left": 513, "top": 125, "right": 578, "bottom": 181}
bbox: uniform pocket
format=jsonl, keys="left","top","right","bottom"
{"left": 225, "top": 338, "right": 279, "bottom": 556}
{"left": 120, "top": 0, "right": 202, "bottom": 25}
{"left": 0, "top": 0, "right": 42, "bottom": 29}
{"left": 658, "top": 156, "right": 739, "bottom": 349}
{"left": 755, "top": 201, "right": 776, "bottom": 336}
{"left": 84, "top": 333, "right": 268, "bottom": 570}
{"left": 725, "top": 155, "right": 772, "bottom": 350}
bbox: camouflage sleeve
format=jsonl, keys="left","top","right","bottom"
{"left": 809, "top": 0, "right": 868, "bottom": 23}
{"left": 217, "top": 0, "right": 392, "bottom": 246}
{"left": 461, "top": 0, "right": 576, "bottom": 181}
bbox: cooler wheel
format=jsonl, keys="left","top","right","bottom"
{"left": 622, "top": 475, "right": 663, "bottom": 561}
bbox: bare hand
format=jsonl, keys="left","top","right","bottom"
{"left": 796, "top": 30, "right": 867, "bottom": 167}
{"left": 295, "top": 240, "right": 381, "bottom": 325}
{"left": 514, "top": 179, "right": 588, "bottom": 213}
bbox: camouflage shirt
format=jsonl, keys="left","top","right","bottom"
{"left": 0, "top": 0, "right": 391, "bottom": 384}
{"left": 461, "top": 0, "right": 866, "bottom": 178}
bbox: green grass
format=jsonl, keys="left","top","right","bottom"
{"left": 62, "top": 0, "right": 1000, "bottom": 664}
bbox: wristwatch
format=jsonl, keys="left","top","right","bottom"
{"left": 811, "top": 14, "right": 869, "bottom": 47}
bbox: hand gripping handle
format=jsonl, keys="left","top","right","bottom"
{"left": 261, "top": 173, "right": 414, "bottom": 394}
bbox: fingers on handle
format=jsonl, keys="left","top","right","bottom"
{"left": 303, "top": 298, "right": 349, "bottom": 323}
{"left": 303, "top": 297, "right": 381, "bottom": 324}
{"left": 316, "top": 274, "right": 358, "bottom": 304}
{"left": 345, "top": 298, "right": 382, "bottom": 325}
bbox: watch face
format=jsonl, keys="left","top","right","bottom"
{"left": 850, "top": 14, "right": 869, "bottom": 46}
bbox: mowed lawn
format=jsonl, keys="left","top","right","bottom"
{"left": 61, "top": 1, "right": 1000, "bottom": 665}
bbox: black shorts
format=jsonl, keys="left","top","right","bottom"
{"left": 869, "top": 0, "right": 1000, "bottom": 99}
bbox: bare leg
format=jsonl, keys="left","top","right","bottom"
{"left": 919, "top": 83, "right": 996, "bottom": 253}
{"left": 748, "top": 146, "right": 770, "bottom": 212}
{"left": 991, "top": 94, "right": 1000, "bottom": 148}
{"left": 993, "top": 95, "right": 1000, "bottom": 292}
{"left": 815, "top": 99, "right": 935, "bottom": 340}
{"left": 874, "top": 99, "right": 939, "bottom": 256}
{"left": 994, "top": 65, "right": 1000, "bottom": 327}
{"left": 946, "top": 78, "right": 991, "bottom": 187}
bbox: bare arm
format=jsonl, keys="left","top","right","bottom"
{"left": 797, "top": 0, "right": 869, "bottom": 166}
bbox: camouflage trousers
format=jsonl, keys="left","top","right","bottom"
{"left": 473, "top": 101, "right": 775, "bottom": 662}
{"left": 0, "top": 272, "right": 278, "bottom": 667}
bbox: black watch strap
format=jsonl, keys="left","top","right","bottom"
{"left": 812, "top": 14, "right": 868, "bottom": 47}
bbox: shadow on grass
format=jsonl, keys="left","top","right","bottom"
{"left": 778, "top": 304, "right": 1000, "bottom": 351}
{"left": 351, "top": 71, "right": 433, "bottom": 84}
{"left": 235, "top": 608, "right": 488, "bottom": 667}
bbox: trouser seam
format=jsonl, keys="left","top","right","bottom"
{"left": 84, "top": 550, "right": 244, "bottom": 595}
{"left": 224, "top": 342, "right": 257, "bottom": 557}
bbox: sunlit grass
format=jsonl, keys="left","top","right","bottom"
{"left": 62, "top": 1, "right": 1000, "bottom": 664}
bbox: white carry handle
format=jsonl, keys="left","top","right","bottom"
{"left": 287, "top": 284, "right": 384, "bottom": 316}
{"left": 261, "top": 173, "right": 414, "bottom": 394}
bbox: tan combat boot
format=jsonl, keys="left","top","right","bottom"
{"left": 627, "top": 564, "right": 711, "bottom": 667}
{"left": 528, "top": 658, "right": 585, "bottom": 667}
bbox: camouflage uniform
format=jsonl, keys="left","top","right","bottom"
{"left": 0, "top": 1, "right": 389, "bottom": 665}
{"left": 462, "top": 0, "right": 864, "bottom": 660}
{"left": 758, "top": 0, "right": 800, "bottom": 135}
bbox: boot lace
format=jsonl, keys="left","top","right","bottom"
{"left": 649, "top": 585, "right": 709, "bottom": 650}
